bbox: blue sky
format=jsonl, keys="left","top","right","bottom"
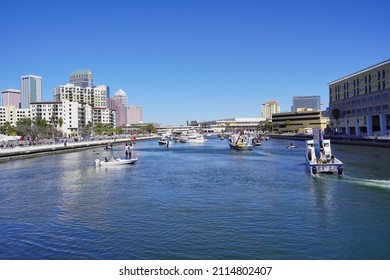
{"left": 1, "top": 0, "right": 389, "bottom": 125}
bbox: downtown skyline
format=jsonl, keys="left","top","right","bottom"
{"left": 1, "top": 0, "right": 389, "bottom": 125}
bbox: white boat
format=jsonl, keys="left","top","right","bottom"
{"left": 228, "top": 132, "right": 253, "bottom": 150}
{"left": 158, "top": 138, "right": 170, "bottom": 145}
{"left": 286, "top": 143, "right": 297, "bottom": 149}
{"left": 306, "top": 128, "right": 343, "bottom": 175}
{"left": 179, "top": 131, "right": 207, "bottom": 144}
{"left": 95, "top": 157, "right": 138, "bottom": 166}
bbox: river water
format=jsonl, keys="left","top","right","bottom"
{"left": 1, "top": 137, "right": 390, "bottom": 260}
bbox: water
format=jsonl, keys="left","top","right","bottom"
{"left": 1, "top": 138, "right": 390, "bottom": 260}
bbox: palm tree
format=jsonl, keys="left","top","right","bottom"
{"left": 332, "top": 108, "right": 340, "bottom": 133}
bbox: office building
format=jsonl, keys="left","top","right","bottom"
{"left": 292, "top": 96, "right": 321, "bottom": 112}
{"left": 271, "top": 110, "right": 328, "bottom": 134}
{"left": 126, "top": 106, "right": 143, "bottom": 124}
{"left": 20, "top": 75, "right": 42, "bottom": 108}
{"left": 262, "top": 100, "right": 280, "bottom": 120}
{"left": 1, "top": 89, "right": 21, "bottom": 108}
{"left": 70, "top": 70, "right": 93, "bottom": 88}
{"left": 329, "top": 60, "right": 390, "bottom": 136}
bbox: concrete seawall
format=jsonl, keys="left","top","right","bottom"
{"left": 270, "top": 134, "right": 390, "bottom": 148}
{"left": 0, "top": 136, "right": 157, "bottom": 163}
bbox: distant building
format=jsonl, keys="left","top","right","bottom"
{"left": 21, "top": 75, "right": 42, "bottom": 108}
{"left": 126, "top": 106, "right": 143, "bottom": 125}
{"left": 292, "top": 96, "right": 321, "bottom": 112}
{"left": 199, "top": 117, "right": 265, "bottom": 133}
{"left": 329, "top": 59, "right": 390, "bottom": 136}
{"left": 271, "top": 110, "right": 328, "bottom": 134}
{"left": 70, "top": 70, "right": 93, "bottom": 88}
{"left": 262, "top": 100, "right": 280, "bottom": 120}
{"left": 1, "top": 89, "right": 21, "bottom": 108}
{"left": 54, "top": 83, "right": 108, "bottom": 108}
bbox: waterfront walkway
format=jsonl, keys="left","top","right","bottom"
{"left": 0, "top": 136, "right": 157, "bottom": 162}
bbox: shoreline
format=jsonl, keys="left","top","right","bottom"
{"left": 0, "top": 136, "right": 157, "bottom": 163}
{"left": 270, "top": 134, "right": 390, "bottom": 148}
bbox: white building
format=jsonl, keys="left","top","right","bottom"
{"left": 30, "top": 100, "right": 93, "bottom": 137}
{"left": 261, "top": 100, "right": 280, "bottom": 120}
{"left": 21, "top": 75, "right": 42, "bottom": 108}
{"left": 54, "top": 83, "right": 108, "bottom": 108}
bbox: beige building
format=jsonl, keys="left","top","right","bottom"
{"left": 271, "top": 109, "right": 328, "bottom": 134}
{"left": 329, "top": 60, "right": 390, "bottom": 136}
{"left": 262, "top": 100, "right": 280, "bottom": 120}
{"left": 0, "top": 106, "right": 31, "bottom": 127}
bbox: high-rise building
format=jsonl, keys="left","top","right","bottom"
{"left": 20, "top": 75, "right": 42, "bottom": 108}
{"left": 54, "top": 83, "right": 108, "bottom": 108}
{"left": 292, "top": 96, "right": 321, "bottom": 112}
{"left": 261, "top": 100, "right": 280, "bottom": 120}
{"left": 70, "top": 70, "right": 93, "bottom": 88}
{"left": 107, "top": 89, "right": 128, "bottom": 126}
{"left": 1, "top": 89, "right": 21, "bottom": 108}
{"left": 126, "top": 106, "right": 143, "bottom": 124}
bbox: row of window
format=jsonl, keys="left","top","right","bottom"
{"left": 332, "top": 69, "right": 388, "bottom": 94}
{"left": 332, "top": 82, "right": 388, "bottom": 101}
{"left": 343, "top": 104, "right": 389, "bottom": 115}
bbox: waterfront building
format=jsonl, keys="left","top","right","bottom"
{"left": 93, "top": 107, "right": 116, "bottom": 128}
{"left": 54, "top": 83, "right": 108, "bottom": 108}
{"left": 292, "top": 96, "right": 321, "bottom": 112}
{"left": 20, "top": 75, "right": 42, "bottom": 108}
{"left": 30, "top": 101, "right": 93, "bottom": 137}
{"left": 199, "top": 117, "right": 265, "bottom": 133}
{"left": 262, "top": 100, "right": 280, "bottom": 120}
{"left": 329, "top": 60, "right": 390, "bottom": 136}
{"left": 271, "top": 109, "right": 328, "bottom": 134}
{"left": 70, "top": 70, "right": 93, "bottom": 88}
{"left": 1, "top": 89, "right": 21, "bottom": 108}
{"left": 0, "top": 106, "right": 31, "bottom": 127}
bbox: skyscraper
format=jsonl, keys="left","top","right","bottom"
{"left": 292, "top": 96, "right": 321, "bottom": 112}
{"left": 70, "top": 70, "right": 93, "bottom": 88}
{"left": 261, "top": 100, "right": 280, "bottom": 120}
{"left": 1, "top": 89, "right": 21, "bottom": 108}
{"left": 20, "top": 75, "right": 42, "bottom": 108}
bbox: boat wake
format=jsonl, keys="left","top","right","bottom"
{"left": 345, "top": 177, "right": 390, "bottom": 189}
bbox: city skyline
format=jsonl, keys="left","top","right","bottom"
{"left": 1, "top": 0, "right": 389, "bottom": 125}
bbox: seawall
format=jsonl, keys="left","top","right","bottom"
{"left": 270, "top": 134, "right": 390, "bottom": 148}
{"left": 0, "top": 136, "right": 157, "bottom": 163}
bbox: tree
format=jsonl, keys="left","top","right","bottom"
{"left": 332, "top": 108, "right": 340, "bottom": 133}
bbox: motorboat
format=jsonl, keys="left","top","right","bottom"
{"left": 158, "top": 138, "right": 170, "bottom": 145}
{"left": 95, "top": 157, "right": 138, "bottom": 166}
{"left": 306, "top": 128, "right": 343, "bottom": 175}
{"left": 179, "top": 131, "right": 207, "bottom": 144}
{"left": 228, "top": 131, "right": 253, "bottom": 151}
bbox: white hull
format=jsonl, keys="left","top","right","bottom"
{"left": 95, "top": 158, "right": 138, "bottom": 166}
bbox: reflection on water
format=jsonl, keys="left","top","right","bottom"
{"left": 1, "top": 138, "right": 390, "bottom": 259}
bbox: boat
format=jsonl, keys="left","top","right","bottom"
{"left": 286, "top": 143, "right": 297, "bottom": 149}
{"left": 95, "top": 157, "right": 138, "bottom": 166}
{"left": 179, "top": 131, "right": 207, "bottom": 144}
{"left": 104, "top": 143, "right": 114, "bottom": 150}
{"left": 158, "top": 138, "right": 170, "bottom": 145}
{"left": 306, "top": 128, "right": 343, "bottom": 175}
{"left": 228, "top": 131, "right": 253, "bottom": 150}
{"left": 252, "top": 137, "right": 262, "bottom": 146}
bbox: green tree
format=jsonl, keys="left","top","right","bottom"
{"left": 332, "top": 108, "right": 340, "bottom": 133}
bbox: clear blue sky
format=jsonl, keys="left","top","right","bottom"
{"left": 1, "top": 0, "right": 389, "bottom": 125}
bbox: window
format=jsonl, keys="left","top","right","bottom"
{"left": 378, "top": 71, "right": 381, "bottom": 80}
{"left": 365, "top": 76, "right": 367, "bottom": 84}
{"left": 369, "top": 74, "right": 371, "bottom": 83}
{"left": 375, "top": 95, "right": 381, "bottom": 101}
{"left": 382, "top": 93, "right": 389, "bottom": 99}
{"left": 383, "top": 69, "right": 386, "bottom": 79}
{"left": 383, "top": 81, "right": 386, "bottom": 89}
{"left": 375, "top": 105, "right": 381, "bottom": 111}
{"left": 382, "top": 104, "right": 389, "bottom": 110}
{"left": 378, "top": 82, "right": 381, "bottom": 90}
